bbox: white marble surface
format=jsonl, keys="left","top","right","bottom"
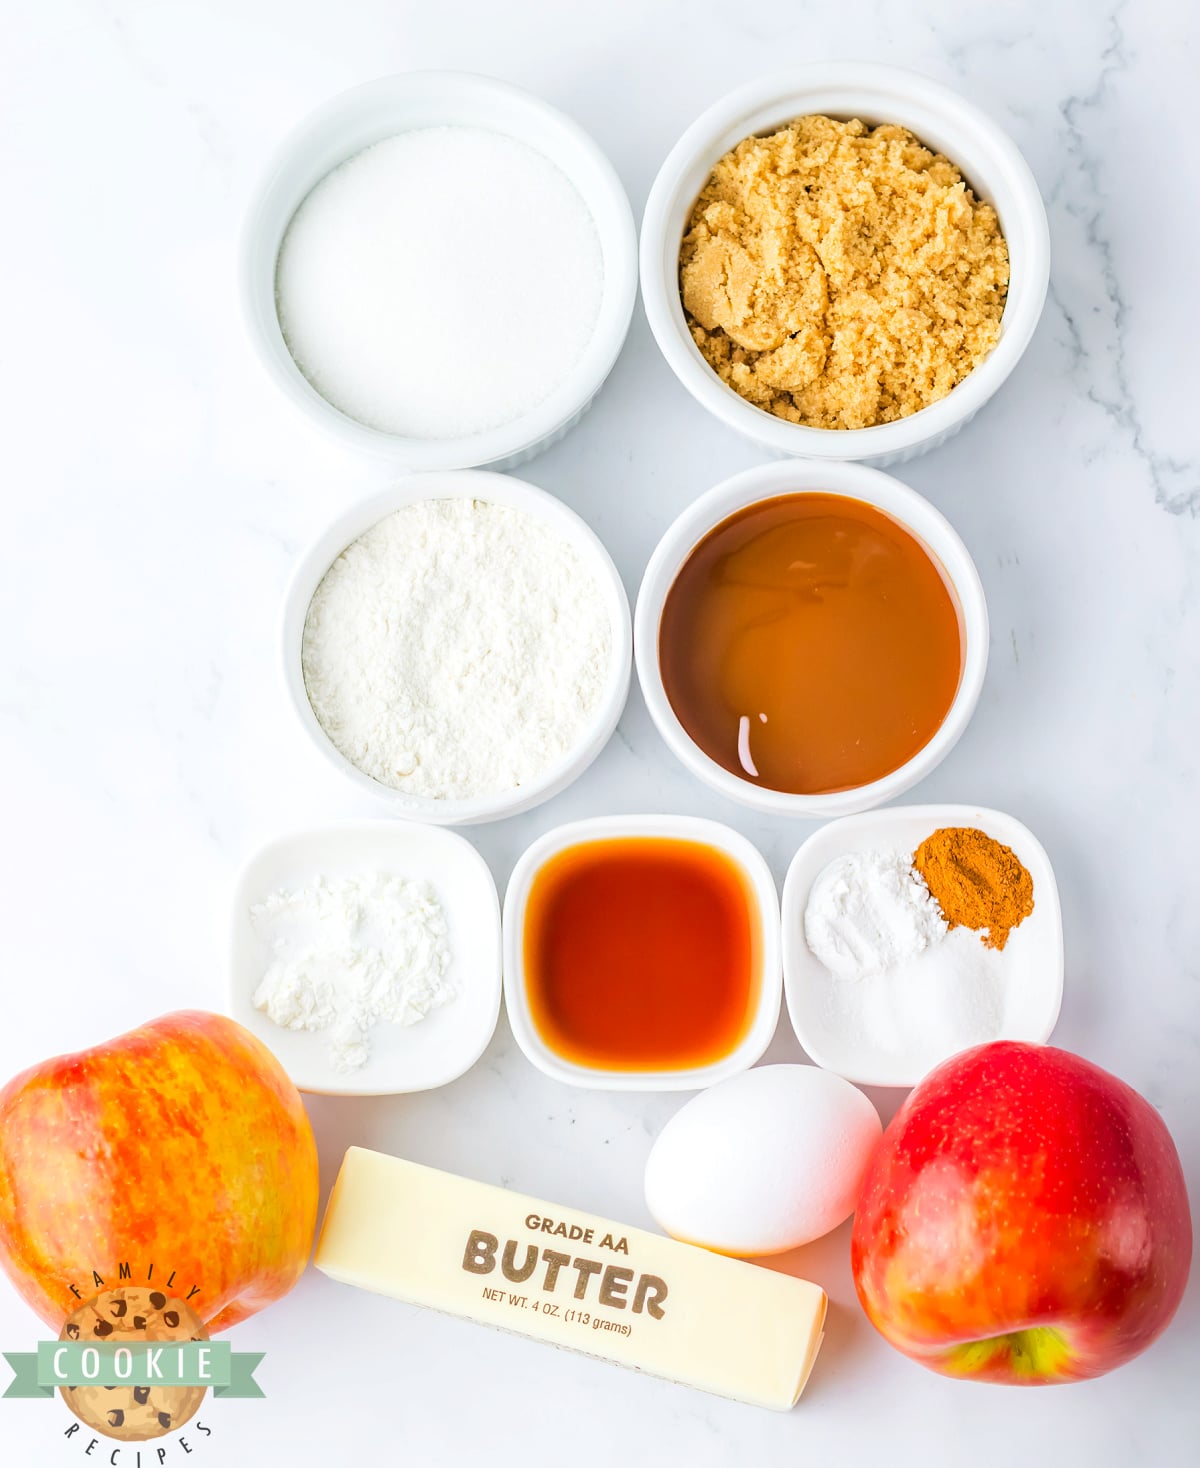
{"left": 1, "top": 1, "right": 1197, "bottom": 1462}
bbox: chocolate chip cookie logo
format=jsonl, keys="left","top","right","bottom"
{"left": 58, "top": 1288, "right": 208, "bottom": 1442}
{"left": 3, "top": 1275, "right": 264, "bottom": 1453}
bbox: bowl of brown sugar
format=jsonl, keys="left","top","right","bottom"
{"left": 640, "top": 65, "right": 1050, "bottom": 467}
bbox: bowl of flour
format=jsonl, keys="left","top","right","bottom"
{"left": 283, "top": 471, "right": 631, "bottom": 824}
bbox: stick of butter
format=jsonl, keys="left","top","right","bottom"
{"left": 314, "top": 1147, "right": 827, "bottom": 1410}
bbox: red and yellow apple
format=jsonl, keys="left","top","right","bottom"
{"left": 851, "top": 1040, "right": 1192, "bottom": 1383}
{"left": 0, "top": 1010, "right": 319, "bottom": 1332}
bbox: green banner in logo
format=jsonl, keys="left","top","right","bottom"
{"left": 3, "top": 1354, "right": 53, "bottom": 1400}
{"left": 3, "top": 1343, "right": 264, "bottom": 1399}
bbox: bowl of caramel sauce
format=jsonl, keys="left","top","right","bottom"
{"left": 635, "top": 460, "right": 988, "bottom": 818}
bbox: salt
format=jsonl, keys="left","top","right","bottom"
{"left": 819, "top": 928, "right": 1006, "bottom": 1071}
{"left": 276, "top": 126, "right": 604, "bottom": 439}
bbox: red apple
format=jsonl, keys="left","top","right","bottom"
{"left": 0, "top": 1010, "right": 319, "bottom": 1331}
{"left": 851, "top": 1041, "right": 1191, "bottom": 1383}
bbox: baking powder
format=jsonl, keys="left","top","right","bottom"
{"left": 804, "top": 849, "right": 947, "bottom": 979}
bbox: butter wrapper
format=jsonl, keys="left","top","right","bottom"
{"left": 315, "top": 1146, "right": 826, "bottom": 1409}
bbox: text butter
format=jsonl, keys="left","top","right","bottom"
{"left": 314, "top": 1147, "right": 827, "bottom": 1409}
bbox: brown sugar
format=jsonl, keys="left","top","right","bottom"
{"left": 913, "top": 827, "right": 1034, "bottom": 951}
{"left": 680, "top": 115, "right": 1009, "bottom": 430}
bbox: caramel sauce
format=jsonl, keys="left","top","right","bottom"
{"left": 522, "top": 838, "right": 759, "bottom": 1072}
{"left": 658, "top": 493, "right": 964, "bottom": 794}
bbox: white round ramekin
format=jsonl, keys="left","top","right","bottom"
{"left": 283, "top": 471, "right": 632, "bottom": 825}
{"left": 503, "top": 815, "right": 782, "bottom": 1091}
{"left": 634, "top": 459, "right": 989, "bottom": 819}
{"left": 640, "top": 65, "right": 1050, "bottom": 468}
{"left": 242, "top": 72, "right": 638, "bottom": 471}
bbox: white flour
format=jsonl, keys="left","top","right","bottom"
{"left": 302, "top": 498, "right": 612, "bottom": 800}
{"left": 804, "top": 849, "right": 948, "bottom": 979}
{"left": 251, "top": 872, "right": 453, "bottom": 1072}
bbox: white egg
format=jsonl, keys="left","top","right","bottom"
{"left": 644, "top": 1064, "right": 883, "bottom": 1256}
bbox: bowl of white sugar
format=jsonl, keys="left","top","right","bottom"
{"left": 242, "top": 72, "right": 637, "bottom": 469}
{"left": 283, "top": 471, "right": 632, "bottom": 824}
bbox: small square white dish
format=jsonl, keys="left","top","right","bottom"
{"left": 504, "top": 814, "right": 781, "bottom": 1091}
{"left": 228, "top": 821, "right": 501, "bottom": 1096}
{"left": 781, "top": 804, "right": 1063, "bottom": 1088}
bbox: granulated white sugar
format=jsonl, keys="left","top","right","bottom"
{"left": 276, "top": 126, "right": 604, "bottom": 439}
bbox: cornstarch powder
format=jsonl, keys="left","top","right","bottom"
{"left": 301, "top": 498, "right": 612, "bottom": 801}
{"left": 276, "top": 126, "right": 604, "bottom": 438}
{"left": 251, "top": 872, "right": 453, "bottom": 1073}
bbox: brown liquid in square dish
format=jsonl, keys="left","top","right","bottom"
{"left": 523, "top": 838, "right": 758, "bottom": 1072}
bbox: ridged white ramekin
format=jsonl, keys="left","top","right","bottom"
{"left": 243, "top": 73, "right": 637, "bottom": 470}
{"left": 640, "top": 65, "right": 1050, "bottom": 467}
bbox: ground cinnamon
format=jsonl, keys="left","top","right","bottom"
{"left": 912, "top": 827, "right": 1034, "bottom": 951}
